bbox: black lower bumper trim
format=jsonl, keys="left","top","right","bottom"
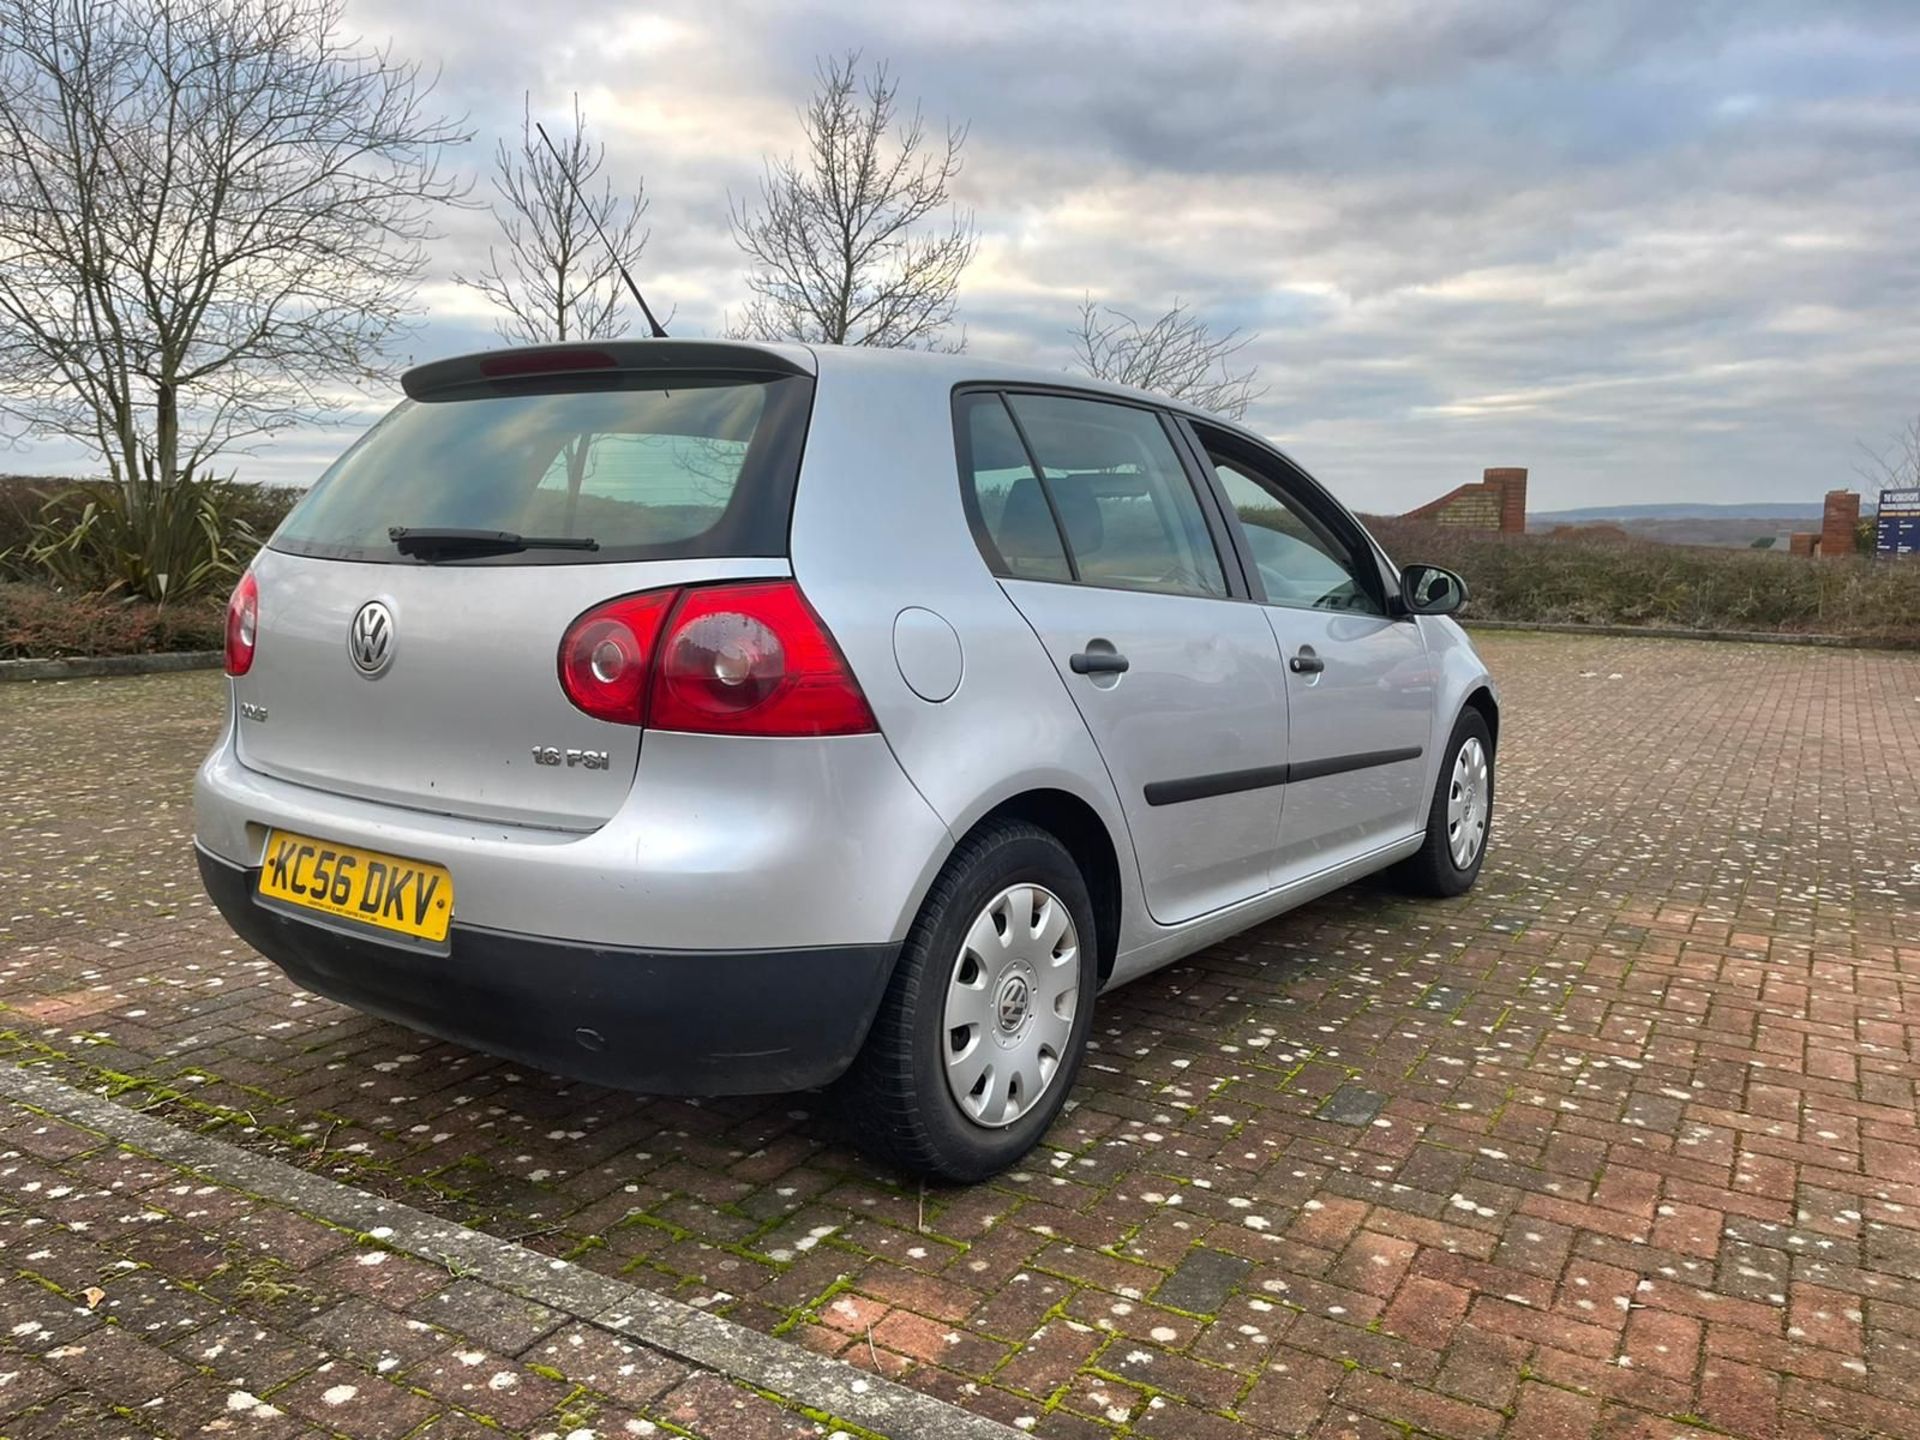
{"left": 196, "top": 846, "right": 898, "bottom": 1096}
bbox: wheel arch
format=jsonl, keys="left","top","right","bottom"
{"left": 962, "top": 788, "right": 1124, "bottom": 985}
{"left": 1462, "top": 684, "right": 1500, "bottom": 753}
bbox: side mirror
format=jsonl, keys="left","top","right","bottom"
{"left": 1398, "top": 563, "right": 1468, "bottom": 616}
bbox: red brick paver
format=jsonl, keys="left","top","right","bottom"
{"left": 0, "top": 1105, "right": 827, "bottom": 1438}
{"left": 3, "top": 630, "right": 1919, "bottom": 1438}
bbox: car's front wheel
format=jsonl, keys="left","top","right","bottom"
{"left": 840, "top": 819, "right": 1097, "bottom": 1182}
{"left": 1397, "top": 708, "right": 1494, "bottom": 897}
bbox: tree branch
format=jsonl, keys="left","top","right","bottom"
{"left": 0, "top": 0, "right": 471, "bottom": 483}
{"left": 1071, "top": 296, "right": 1267, "bottom": 420}
{"left": 728, "top": 51, "right": 975, "bottom": 349}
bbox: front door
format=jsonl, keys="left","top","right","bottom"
{"left": 958, "top": 390, "right": 1291, "bottom": 926}
{"left": 1191, "top": 427, "right": 1437, "bottom": 882}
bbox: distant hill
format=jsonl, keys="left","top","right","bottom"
{"left": 1525, "top": 499, "right": 1885, "bottom": 549}
{"left": 1531, "top": 502, "right": 1834, "bottom": 522}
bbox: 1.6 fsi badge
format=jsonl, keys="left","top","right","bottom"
{"left": 531, "top": 746, "right": 610, "bottom": 769}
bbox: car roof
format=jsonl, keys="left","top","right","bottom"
{"left": 398, "top": 337, "right": 1288, "bottom": 465}
{"left": 800, "top": 340, "right": 1207, "bottom": 417}
{"left": 395, "top": 337, "right": 1371, "bottom": 551}
{"left": 797, "top": 341, "right": 1302, "bottom": 474}
{"left": 405, "top": 337, "right": 1222, "bottom": 420}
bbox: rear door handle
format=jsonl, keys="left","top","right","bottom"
{"left": 1070, "top": 651, "right": 1130, "bottom": 675}
{"left": 1289, "top": 650, "right": 1325, "bottom": 674}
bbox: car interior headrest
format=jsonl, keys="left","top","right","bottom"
{"left": 997, "top": 476, "right": 1060, "bottom": 559}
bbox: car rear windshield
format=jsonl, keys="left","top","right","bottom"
{"left": 271, "top": 371, "right": 813, "bottom": 564}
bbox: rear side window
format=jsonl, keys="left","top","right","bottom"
{"left": 273, "top": 373, "right": 812, "bottom": 564}
{"left": 956, "top": 393, "right": 1071, "bottom": 582}
{"left": 1005, "top": 394, "right": 1227, "bottom": 599}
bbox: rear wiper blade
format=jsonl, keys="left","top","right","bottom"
{"left": 388, "top": 527, "right": 599, "bottom": 560}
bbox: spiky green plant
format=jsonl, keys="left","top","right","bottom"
{"left": 1, "top": 463, "right": 258, "bottom": 605}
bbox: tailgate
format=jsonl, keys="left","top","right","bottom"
{"left": 235, "top": 549, "right": 784, "bottom": 829}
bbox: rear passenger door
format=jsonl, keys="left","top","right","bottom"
{"left": 1184, "top": 422, "right": 1437, "bottom": 881}
{"left": 957, "top": 390, "right": 1291, "bottom": 927}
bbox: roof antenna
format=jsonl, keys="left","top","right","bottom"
{"left": 534, "top": 119, "right": 668, "bottom": 339}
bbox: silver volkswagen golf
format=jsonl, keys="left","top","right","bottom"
{"left": 195, "top": 339, "right": 1497, "bottom": 1181}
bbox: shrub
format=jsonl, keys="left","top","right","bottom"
{"left": 225, "top": 481, "right": 305, "bottom": 538}
{"left": 0, "top": 474, "right": 299, "bottom": 580}
{"left": 0, "top": 582, "right": 225, "bottom": 659}
{"left": 1367, "top": 520, "right": 1920, "bottom": 644}
{"left": 0, "top": 470, "right": 289, "bottom": 605}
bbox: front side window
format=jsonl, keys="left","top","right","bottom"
{"left": 1208, "top": 454, "right": 1382, "bottom": 614}
{"left": 1004, "top": 394, "right": 1227, "bottom": 599}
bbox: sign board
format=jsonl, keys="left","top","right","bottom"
{"left": 1879, "top": 488, "right": 1920, "bottom": 558}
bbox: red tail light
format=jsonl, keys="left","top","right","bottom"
{"left": 557, "top": 581, "right": 877, "bottom": 736}
{"left": 557, "top": 589, "right": 679, "bottom": 724}
{"left": 225, "top": 572, "right": 258, "bottom": 676}
{"left": 653, "top": 581, "right": 877, "bottom": 736}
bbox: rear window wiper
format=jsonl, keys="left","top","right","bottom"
{"left": 387, "top": 527, "right": 600, "bottom": 561}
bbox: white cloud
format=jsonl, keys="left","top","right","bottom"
{"left": 10, "top": 0, "right": 1920, "bottom": 511}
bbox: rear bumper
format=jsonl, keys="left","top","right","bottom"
{"left": 194, "top": 724, "right": 952, "bottom": 952}
{"left": 197, "top": 846, "right": 897, "bottom": 1095}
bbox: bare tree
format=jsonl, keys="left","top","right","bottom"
{"left": 456, "top": 94, "right": 650, "bottom": 346}
{"left": 0, "top": 0, "right": 467, "bottom": 487}
{"left": 1072, "top": 297, "right": 1267, "bottom": 420}
{"left": 730, "top": 52, "right": 976, "bottom": 349}
{"left": 1856, "top": 410, "right": 1920, "bottom": 494}
{"left": 1854, "top": 411, "right": 1920, "bottom": 553}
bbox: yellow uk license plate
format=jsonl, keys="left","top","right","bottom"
{"left": 257, "top": 830, "right": 454, "bottom": 943}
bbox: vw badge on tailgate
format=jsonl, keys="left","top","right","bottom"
{"left": 348, "top": 600, "right": 395, "bottom": 678}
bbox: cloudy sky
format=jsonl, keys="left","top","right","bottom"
{"left": 18, "top": 0, "right": 1920, "bottom": 512}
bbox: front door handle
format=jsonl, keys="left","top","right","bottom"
{"left": 1070, "top": 651, "right": 1131, "bottom": 675}
{"left": 1289, "top": 648, "right": 1325, "bottom": 674}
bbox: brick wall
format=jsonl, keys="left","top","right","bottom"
{"left": 1820, "top": 490, "right": 1861, "bottom": 556}
{"left": 1486, "top": 467, "right": 1528, "bottom": 533}
{"left": 1402, "top": 467, "right": 1529, "bottom": 532}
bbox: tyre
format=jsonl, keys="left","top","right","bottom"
{"left": 840, "top": 819, "right": 1098, "bottom": 1182}
{"left": 1396, "top": 708, "right": 1494, "bottom": 898}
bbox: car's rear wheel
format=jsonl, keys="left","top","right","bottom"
{"left": 1397, "top": 708, "right": 1494, "bottom": 897}
{"left": 840, "top": 819, "right": 1097, "bottom": 1182}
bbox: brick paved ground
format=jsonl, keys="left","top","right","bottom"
{"left": 3, "top": 631, "right": 1919, "bottom": 1439}
{"left": 0, "top": 1095, "right": 871, "bottom": 1439}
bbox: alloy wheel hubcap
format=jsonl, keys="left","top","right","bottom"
{"left": 1447, "top": 735, "right": 1489, "bottom": 869}
{"left": 943, "top": 883, "right": 1080, "bottom": 1128}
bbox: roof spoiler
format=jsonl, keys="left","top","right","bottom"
{"left": 401, "top": 340, "right": 812, "bottom": 400}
